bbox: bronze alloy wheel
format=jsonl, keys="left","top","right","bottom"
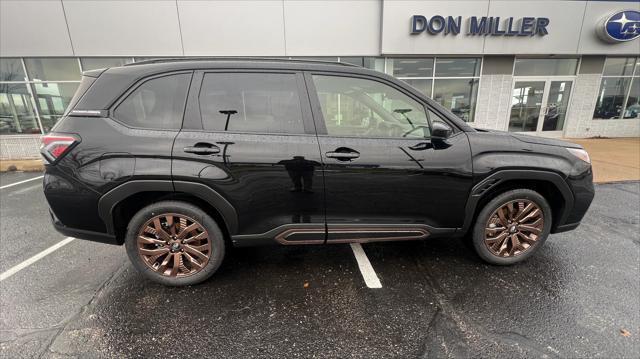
{"left": 137, "top": 213, "right": 211, "bottom": 277}
{"left": 484, "top": 199, "right": 544, "bottom": 258}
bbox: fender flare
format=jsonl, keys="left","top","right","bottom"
{"left": 459, "top": 170, "right": 574, "bottom": 235}
{"left": 98, "top": 180, "right": 238, "bottom": 235}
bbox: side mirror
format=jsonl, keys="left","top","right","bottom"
{"left": 431, "top": 121, "right": 452, "bottom": 139}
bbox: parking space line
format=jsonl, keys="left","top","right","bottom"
{"left": 350, "top": 243, "right": 382, "bottom": 289}
{"left": 0, "top": 237, "right": 75, "bottom": 282}
{"left": 8, "top": 183, "right": 42, "bottom": 196}
{"left": 0, "top": 175, "right": 44, "bottom": 190}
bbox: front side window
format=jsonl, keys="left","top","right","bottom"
{"left": 312, "top": 75, "right": 430, "bottom": 138}
{"left": 199, "top": 73, "right": 304, "bottom": 134}
{"left": 113, "top": 73, "right": 191, "bottom": 129}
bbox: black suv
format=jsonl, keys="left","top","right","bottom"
{"left": 42, "top": 59, "right": 594, "bottom": 286}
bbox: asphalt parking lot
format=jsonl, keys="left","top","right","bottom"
{"left": 0, "top": 172, "right": 638, "bottom": 358}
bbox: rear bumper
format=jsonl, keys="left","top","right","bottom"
{"left": 50, "top": 210, "right": 119, "bottom": 245}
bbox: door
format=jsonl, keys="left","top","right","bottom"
{"left": 172, "top": 70, "right": 326, "bottom": 244}
{"left": 508, "top": 78, "right": 574, "bottom": 136}
{"left": 306, "top": 73, "right": 473, "bottom": 241}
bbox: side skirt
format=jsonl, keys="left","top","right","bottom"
{"left": 231, "top": 223, "right": 457, "bottom": 247}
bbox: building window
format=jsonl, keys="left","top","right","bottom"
{"left": 0, "top": 58, "right": 40, "bottom": 135}
{"left": 433, "top": 78, "right": 479, "bottom": 122}
{"left": 80, "top": 57, "right": 133, "bottom": 71}
{"left": 291, "top": 57, "right": 385, "bottom": 73}
{"left": 0, "top": 58, "right": 26, "bottom": 82}
{"left": 594, "top": 57, "right": 640, "bottom": 120}
{"left": 23, "top": 58, "right": 81, "bottom": 81}
{"left": 514, "top": 58, "right": 578, "bottom": 76}
{"left": 388, "top": 57, "right": 481, "bottom": 122}
{"left": 32, "top": 82, "right": 79, "bottom": 132}
{"left": 0, "top": 83, "right": 40, "bottom": 135}
{"left": 22, "top": 58, "right": 83, "bottom": 133}
{"left": 363, "top": 57, "right": 385, "bottom": 73}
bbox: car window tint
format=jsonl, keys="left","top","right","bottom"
{"left": 114, "top": 73, "right": 190, "bottom": 130}
{"left": 199, "top": 73, "right": 304, "bottom": 134}
{"left": 312, "top": 75, "right": 429, "bottom": 139}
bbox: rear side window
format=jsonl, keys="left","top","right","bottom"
{"left": 199, "top": 73, "right": 304, "bottom": 134}
{"left": 113, "top": 73, "right": 191, "bottom": 129}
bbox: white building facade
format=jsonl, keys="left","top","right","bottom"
{"left": 1, "top": 0, "right": 639, "bottom": 159}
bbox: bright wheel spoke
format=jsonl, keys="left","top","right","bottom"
{"left": 484, "top": 199, "right": 544, "bottom": 258}
{"left": 184, "top": 244, "right": 209, "bottom": 261}
{"left": 497, "top": 208, "right": 510, "bottom": 227}
{"left": 183, "top": 232, "right": 207, "bottom": 244}
{"left": 137, "top": 213, "right": 212, "bottom": 278}
{"left": 519, "top": 225, "right": 542, "bottom": 235}
{"left": 183, "top": 252, "right": 203, "bottom": 269}
{"left": 138, "top": 236, "right": 165, "bottom": 246}
{"left": 153, "top": 218, "right": 172, "bottom": 241}
{"left": 177, "top": 223, "right": 199, "bottom": 239}
{"left": 514, "top": 203, "right": 534, "bottom": 222}
{"left": 139, "top": 247, "right": 169, "bottom": 256}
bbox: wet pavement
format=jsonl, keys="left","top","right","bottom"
{"left": 0, "top": 171, "right": 638, "bottom": 358}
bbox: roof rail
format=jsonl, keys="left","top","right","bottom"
{"left": 124, "top": 57, "right": 359, "bottom": 67}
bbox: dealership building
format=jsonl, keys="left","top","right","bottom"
{"left": 1, "top": 0, "right": 639, "bottom": 160}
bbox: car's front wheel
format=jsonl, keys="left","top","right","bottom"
{"left": 472, "top": 189, "right": 552, "bottom": 265}
{"left": 125, "top": 201, "right": 225, "bottom": 286}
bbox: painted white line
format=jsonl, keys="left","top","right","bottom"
{"left": 0, "top": 237, "right": 75, "bottom": 282}
{"left": 9, "top": 183, "right": 42, "bottom": 196}
{"left": 350, "top": 243, "right": 382, "bottom": 289}
{"left": 0, "top": 175, "right": 43, "bottom": 190}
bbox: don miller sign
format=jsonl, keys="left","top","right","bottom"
{"left": 410, "top": 15, "right": 550, "bottom": 37}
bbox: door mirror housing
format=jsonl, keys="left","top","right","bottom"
{"left": 431, "top": 121, "right": 452, "bottom": 139}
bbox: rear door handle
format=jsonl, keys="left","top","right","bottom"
{"left": 325, "top": 148, "right": 360, "bottom": 161}
{"left": 183, "top": 143, "right": 220, "bottom": 155}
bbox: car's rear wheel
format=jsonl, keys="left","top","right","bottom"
{"left": 125, "top": 201, "right": 225, "bottom": 286}
{"left": 472, "top": 189, "right": 551, "bottom": 265}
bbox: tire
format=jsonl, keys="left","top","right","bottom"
{"left": 125, "top": 201, "right": 225, "bottom": 286}
{"left": 472, "top": 189, "right": 552, "bottom": 265}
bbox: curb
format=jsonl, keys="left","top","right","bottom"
{"left": 0, "top": 159, "right": 44, "bottom": 172}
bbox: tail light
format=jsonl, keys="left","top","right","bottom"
{"left": 40, "top": 133, "right": 80, "bottom": 164}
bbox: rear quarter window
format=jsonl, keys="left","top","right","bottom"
{"left": 113, "top": 73, "right": 191, "bottom": 130}
{"left": 63, "top": 75, "right": 96, "bottom": 116}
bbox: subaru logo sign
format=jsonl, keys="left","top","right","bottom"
{"left": 597, "top": 10, "right": 640, "bottom": 43}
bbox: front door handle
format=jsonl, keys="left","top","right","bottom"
{"left": 325, "top": 147, "right": 360, "bottom": 161}
{"left": 183, "top": 143, "right": 220, "bottom": 155}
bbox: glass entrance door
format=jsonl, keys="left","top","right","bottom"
{"left": 542, "top": 80, "right": 572, "bottom": 132}
{"left": 508, "top": 78, "right": 573, "bottom": 135}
